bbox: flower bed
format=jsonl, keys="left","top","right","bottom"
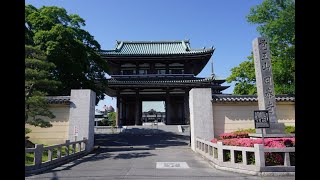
{"left": 211, "top": 131, "right": 295, "bottom": 166}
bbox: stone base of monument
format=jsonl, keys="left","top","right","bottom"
{"left": 249, "top": 123, "right": 295, "bottom": 138}
{"left": 248, "top": 133, "right": 295, "bottom": 138}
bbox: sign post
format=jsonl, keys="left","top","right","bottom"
{"left": 73, "top": 125, "right": 79, "bottom": 141}
{"left": 254, "top": 110, "right": 270, "bottom": 145}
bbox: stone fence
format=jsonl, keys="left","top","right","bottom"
{"left": 195, "top": 138, "right": 295, "bottom": 175}
{"left": 25, "top": 138, "right": 88, "bottom": 174}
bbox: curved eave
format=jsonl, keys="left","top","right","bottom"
{"left": 99, "top": 49, "right": 214, "bottom": 58}
{"left": 212, "top": 85, "right": 230, "bottom": 90}
{"left": 45, "top": 96, "right": 71, "bottom": 105}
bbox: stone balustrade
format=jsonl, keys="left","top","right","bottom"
{"left": 195, "top": 138, "right": 295, "bottom": 175}
{"left": 25, "top": 138, "right": 87, "bottom": 174}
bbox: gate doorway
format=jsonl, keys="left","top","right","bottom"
{"left": 142, "top": 101, "right": 165, "bottom": 124}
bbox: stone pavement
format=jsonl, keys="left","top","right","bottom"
{"left": 25, "top": 129, "right": 295, "bottom": 180}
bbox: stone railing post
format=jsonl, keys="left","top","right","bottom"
{"left": 254, "top": 144, "right": 265, "bottom": 167}
{"left": 242, "top": 151, "right": 248, "bottom": 165}
{"left": 217, "top": 142, "right": 223, "bottom": 162}
{"left": 230, "top": 149, "right": 235, "bottom": 163}
{"left": 65, "top": 140, "right": 70, "bottom": 156}
{"left": 34, "top": 144, "right": 43, "bottom": 168}
{"left": 284, "top": 152, "right": 291, "bottom": 166}
{"left": 83, "top": 137, "right": 88, "bottom": 152}
{"left": 48, "top": 149, "right": 52, "bottom": 161}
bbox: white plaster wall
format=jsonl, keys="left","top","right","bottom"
{"left": 26, "top": 104, "right": 70, "bottom": 145}
{"left": 212, "top": 102, "right": 295, "bottom": 137}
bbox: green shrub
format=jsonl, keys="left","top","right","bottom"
{"left": 234, "top": 128, "right": 255, "bottom": 134}
{"left": 285, "top": 126, "right": 295, "bottom": 134}
{"left": 25, "top": 128, "right": 32, "bottom": 135}
{"left": 223, "top": 150, "right": 231, "bottom": 161}
{"left": 235, "top": 151, "right": 242, "bottom": 163}
{"left": 247, "top": 152, "right": 255, "bottom": 165}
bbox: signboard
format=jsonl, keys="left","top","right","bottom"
{"left": 73, "top": 125, "right": 79, "bottom": 137}
{"left": 254, "top": 110, "right": 270, "bottom": 128}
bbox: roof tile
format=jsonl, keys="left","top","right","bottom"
{"left": 100, "top": 40, "right": 214, "bottom": 56}
{"left": 212, "top": 95, "right": 295, "bottom": 103}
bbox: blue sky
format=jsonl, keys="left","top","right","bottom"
{"left": 26, "top": 0, "right": 262, "bottom": 110}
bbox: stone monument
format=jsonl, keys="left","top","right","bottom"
{"left": 252, "top": 37, "right": 285, "bottom": 136}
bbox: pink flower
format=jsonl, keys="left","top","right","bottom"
{"left": 209, "top": 137, "right": 295, "bottom": 148}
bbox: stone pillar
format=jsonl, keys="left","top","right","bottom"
{"left": 252, "top": 37, "right": 284, "bottom": 134}
{"left": 135, "top": 92, "right": 140, "bottom": 125}
{"left": 189, "top": 88, "right": 214, "bottom": 151}
{"left": 166, "top": 91, "right": 171, "bottom": 124}
{"left": 68, "top": 89, "right": 95, "bottom": 152}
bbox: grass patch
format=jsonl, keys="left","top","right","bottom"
{"left": 25, "top": 152, "right": 34, "bottom": 166}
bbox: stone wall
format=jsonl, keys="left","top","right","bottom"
{"left": 189, "top": 88, "right": 214, "bottom": 151}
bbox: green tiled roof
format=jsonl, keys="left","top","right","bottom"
{"left": 100, "top": 40, "right": 214, "bottom": 56}
{"left": 142, "top": 101, "right": 165, "bottom": 112}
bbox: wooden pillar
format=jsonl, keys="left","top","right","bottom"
{"left": 116, "top": 91, "right": 120, "bottom": 127}
{"left": 136, "top": 62, "right": 139, "bottom": 75}
{"left": 150, "top": 63, "right": 155, "bottom": 74}
{"left": 119, "top": 96, "right": 123, "bottom": 126}
{"left": 117, "top": 63, "right": 121, "bottom": 75}
{"left": 166, "top": 90, "right": 171, "bottom": 125}
{"left": 184, "top": 89, "right": 190, "bottom": 125}
{"left": 184, "top": 60, "right": 190, "bottom": 74}
{"left": 135, "top": 91, "right": 140, "bottom": 125}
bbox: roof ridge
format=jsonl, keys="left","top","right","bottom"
{"left": 116, "top": 40, "right": 190, "bottom": 44}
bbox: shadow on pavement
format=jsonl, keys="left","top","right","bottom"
{"left": 95, "top": 128, "right": 190, "bottom": 149}
{"left": 28, "top": 128, "right": 188, "bottom": 176}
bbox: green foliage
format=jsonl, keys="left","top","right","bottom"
{"left": 24, "top": 128, "right": 31, "bottom": 135}
{"left": 234, "top": 128, "right": 256, "bottom": 134}
{"left": 25, "top": 45, "right": 60, "bottom": 127}
{"left": 99, "top": 112, "right": 117, "bottom": 127}
{"left": 234, "top": 126, "right": 294, "bottom": 134}
{"left": 227, "top": 0, "right": 295, "bottom": 95}
{"left": 25, "top": 128, "right": 32, "bottom": 135}
{"left": 265, "top": 152, "right": 283, "bottom": 166}
{"left": 108, "top": 112, "right": 117, "bottom": 128}
{"left": 25, "top": 5, "right": 108, "bottom": 102}
{"left": 285, "top": 125, "right": 295, "bottom": 134}
{"left": 247, "top": 152, "right": 255, "bottom": 165}
{"left": 235, "top": 151, "right": 243, "bottom": 163}
{"left": 223, "top": 150, "right": 231, "bottom": 162}
{"left": 226, "top": 56, "right": 257, "bottom": 95}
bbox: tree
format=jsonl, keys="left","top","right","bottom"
{"left": 107, "top": 112, "right": 117, "bottom": 127}
{"left": 25, "top": 5, "right": 109, "bottom": 102}
{"left": 25, "top": 45, "right": 60, "bottom": 127}
{"left": 226, "top": 55, "right": 257, "bottom": 95}
{"left": 227, "top": 0, "right": 295, "bottom": 95}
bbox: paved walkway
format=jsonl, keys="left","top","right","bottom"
{"left": 25, "top": 129, "right": 294, "bottom": 180}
